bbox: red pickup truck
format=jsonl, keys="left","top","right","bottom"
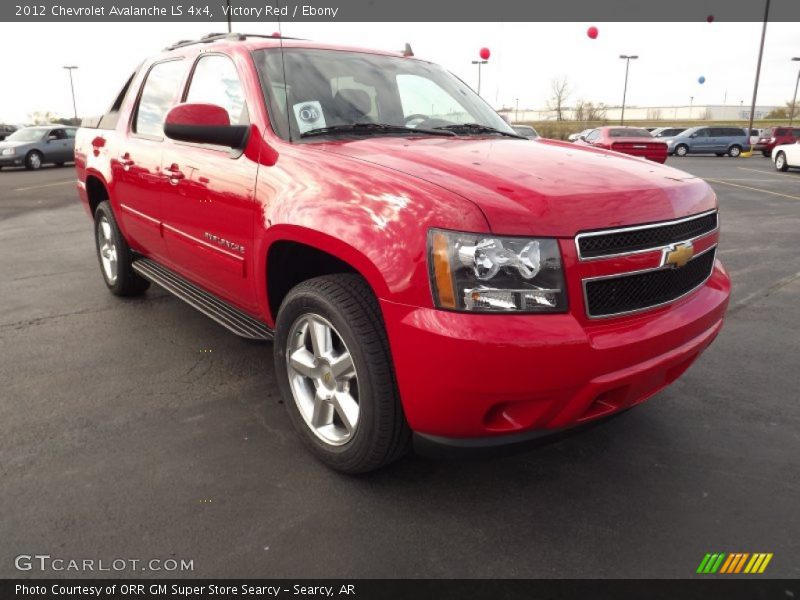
{"left": 75, "top": 33, "right": 730, "bottom": 473}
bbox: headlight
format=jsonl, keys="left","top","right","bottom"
{"left": 1, "top": 148, "right": 15, "bottom": 156}
{"left": 428, "top": 229, "right": 567, "bottom": 313}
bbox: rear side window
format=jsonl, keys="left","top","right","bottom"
{"left": 48, "top": 128, "right": 67, "bottom": 140}
{"left": 185, "top": 55, "right": 249, "bottom": 126}
{"left": 793, "top": 129, "right": 800, "bottom": 139}
{"left": 134, "top": 59, "right": 186, "bottom": 138}
{"left": 774, "top": 128, "right": 788, "bottom": 136}
{"left": 65, "top": 128, "right": 77, "bottom": 138}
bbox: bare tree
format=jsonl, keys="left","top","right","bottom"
{"left": 646, "top": 108, "right": 663, "bottom": 121}
{"left": 28, "top": 111, "right": 58, "bottom": 125}
{"left": 547, "top": 77, "right": 571, "bottom": 121}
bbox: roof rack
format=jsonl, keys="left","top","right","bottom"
{"left": 164, "top": 32, "right": 303, "bottom": 51}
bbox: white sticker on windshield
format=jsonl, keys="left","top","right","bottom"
{"left": 293, "top": 101, "right": 326, "bottom": 134}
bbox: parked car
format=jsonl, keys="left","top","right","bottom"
{"left": 0, "top": 125, "right": 77, "bottom": 170}
{"left": 772, "top": 140, "right": 800, "bottom": 172}
{"left": 575, "top": 126, "right": 668, "bottom": 163}
{"left": 650, "top": 126, "right": 687, "bottom": 139}
{"left": 665, "top": 126, "right": 750, "bottom": 157}
{"left": 511, "top": 124, "right": 539, "bottom": 139}
{"left": 74, "top": 33, "right": 730, "bottom": 473}
{"left": 568, "top": 128, "right": 592, "bottom": 142}
{"left": 754, "top": 126, "right": 800, "bottom": 157}
{"left": 748, "top": 128, "right": 764, "bottom": 147}
{"left": 0, "top": 124, "right": 17, "bottom": 141}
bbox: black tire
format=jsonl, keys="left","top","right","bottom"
{"left": 727, "top": 145, "right": 742, "bottom": 158}
{"left": 775, "top": 151, "right": 789, "bottom": 172}
{"left": 762, "top": 151, "right": 771, "bottom": 157}
{"left": 24, "top": 150, "right": 43, "bottom": 170}
{"left": 674, "top": 144, "right": 688, "bottom": 157}
{"left": 93, "top": 201, "right": 150, "bottom": 296}
{"left": 274, "top": 274, "right": 410, "bottom": 473}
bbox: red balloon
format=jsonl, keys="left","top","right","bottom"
{"left": 479, "top": 47, "right": 490, "bottom": 60}
{"left": 272, "top": 31, "right": 281, "bottom": 37}
{"left": 706, "top": 15, "right": 714, "bottom": 23}
{"left": 587, "top": 26, "right": 599, "bottom": 39}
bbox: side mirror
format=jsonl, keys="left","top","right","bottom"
{"left": 164, "top": 103, "right": 249, "bottom": 149}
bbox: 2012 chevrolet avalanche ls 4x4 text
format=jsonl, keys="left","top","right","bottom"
{"left": 75, "top": 33, "right": 730, "bottom": 473}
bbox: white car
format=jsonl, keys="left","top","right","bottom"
{"left": 568, "top": 128, "right": 592, "bottom": 142}
{"left": 772, "top": 141, "right": 800, "bottom": 172}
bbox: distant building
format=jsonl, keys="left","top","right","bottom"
{"left": 500, "top": 104, "right": 780, "bottom": 122}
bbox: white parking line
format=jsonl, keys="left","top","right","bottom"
{"left": 703, "top": 177, "right": 800, "bottom": 201}
{"left": 737, "top": 166, "right": 798, "bottom": 178}
{"left": 12, "top": 180, "right": 74, "bottom": 192}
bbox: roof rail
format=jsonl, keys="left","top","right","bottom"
{"left": 164, "top": 32, "right": 303, "bottom": 51}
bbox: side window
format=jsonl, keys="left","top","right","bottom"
{"left": 586, "top": 129, "right": 600, "bottom": 142}
{"left": 48, "top": 128, "right": 67, "bottom": 140}
{"left": 186, "top": 55, "right": 248, "bottom": 126}
{"left": 396, "top": 74, "right": 470, "bottom": 122}
{"left": 65, "top": 128, "right": 76, "bottom": 139}
{"left": 134, "top": 59, "right": 186, "bottom": 138}
{"left": 694, "top": 129, "right": 708, "bottom": 138}
{"left": 793, "top": 130, "right": 800, "bottom": 139}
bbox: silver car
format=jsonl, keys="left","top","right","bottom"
{"left": 0, "top": 125, "right": 77, "bottom": 170}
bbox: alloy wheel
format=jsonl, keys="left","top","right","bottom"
{"left": 286, "top": 313, "right": 359, "bottom": 446}
{"left": 96, "top": 216, "right": 118, "bottom": 284}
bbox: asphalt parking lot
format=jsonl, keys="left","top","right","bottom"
{"left": 1, "top": 156, "right": 798, "bottom": 579}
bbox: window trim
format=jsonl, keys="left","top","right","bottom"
{"left": 130, "top": 57, "right": 187, "bottom": 143}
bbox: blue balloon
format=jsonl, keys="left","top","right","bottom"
{"left": 698, "top": 76, "right": 706, "bottom": 84}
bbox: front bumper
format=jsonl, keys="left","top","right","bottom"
{"left": 0, "top": 154, "right": 24, "bottom": 167}
{"left": 381, "top": 261, "right": 730, "bottom": 440}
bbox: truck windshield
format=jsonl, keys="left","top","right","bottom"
{"left": 253, "top": 48, "right": 515, "bottom": 141}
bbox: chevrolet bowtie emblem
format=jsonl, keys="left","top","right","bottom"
{"left": 662, "top": 242, "right": 694, "bottom": 268}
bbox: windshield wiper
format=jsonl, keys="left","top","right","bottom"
{"left": 434, "top": 123, "right": 525, "bottom": 138}
{"left": 301, "top": 123, "right": 456, "bottom": 138}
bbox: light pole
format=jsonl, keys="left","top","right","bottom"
{"left": 515, "top": 98, "right": 519, "bottom": 122}
{"left": 790, "top": 57, "right": 800, "bottom": 126}
{"left": 472, "top": 60, "right": 488, "bottom": 96}
{"left": 690, "top": 96, "right": 694, "bottom": 119}
{"left": 619, "top": 55, "right": 638, "bottom": 124}
{"left": 63, "top": 66, "right": 78, "bottom": 121}
{"left": 746, "top": 0, "right": 771, "bottom": 145}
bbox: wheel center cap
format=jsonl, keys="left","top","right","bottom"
{"left": 320, "top": 364, "right": 335, "bottom": 389}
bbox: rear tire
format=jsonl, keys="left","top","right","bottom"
{"left": 728, "top": 145, "right": 742, "bottom": 158}
{"left": 274, "top": 274, "right": 410, "bottom": 473}
{"left": 93, "top": 201, "right": 150, "bottom": 296}
{"left": 674, "top": 144, "right": 688, "bottom": 157}
{"left": 775, "top": 151, "right": 789, "bottom": 172}
{"left": 25, "top": 150, "right": 43, "bottom": 170}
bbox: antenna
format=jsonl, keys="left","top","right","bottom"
{"left": 277, "top": 4, "right": 292, "bottom": 142}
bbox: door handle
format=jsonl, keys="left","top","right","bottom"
{"left": 119, "top": 153, "right": 134, "bottom": 170}
{"left": 165, "top": 163, "right": 185, "bottom": 184}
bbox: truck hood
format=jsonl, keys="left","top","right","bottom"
{"left": 310, "top": 136, "right": 716, "bottom": 236}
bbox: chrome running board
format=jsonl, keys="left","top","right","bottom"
{"left": 132, "top": 257, "right": 273, "bottom": 341}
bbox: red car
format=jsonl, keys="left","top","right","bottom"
{"left": 577, "top": 126, "right": 669, "bottom": 163}
{"left": 74, "top": 34, "right": 730, "bottom": 472}
{"left": 754, "top": 126, "right": 800, "bottom": 156}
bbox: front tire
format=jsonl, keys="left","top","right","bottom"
{"left": 274, "top": 274, "right": 410, "bottom": 473}
{"left": 728, "top": 145, "right": 742, "bottom": 158}
{"left": 674, "top": 144, "right": 689, "bottom": 157}
{"left": 93, "top": 201, "right": 150, "bottom": 296}
{"left": 775, "top": 151, "right": 789, "bottom": 172}
{"left": 25, "top": 150, "right": 43, "bottom": 170}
